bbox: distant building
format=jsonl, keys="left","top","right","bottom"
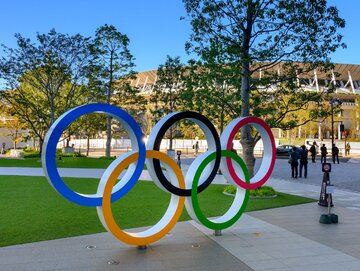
{"left": 131, "top": 63, "right": 360, "bottom": 139}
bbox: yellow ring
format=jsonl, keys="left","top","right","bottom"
{"left": 100, "top": 150, "right": 185, "bottom": 246}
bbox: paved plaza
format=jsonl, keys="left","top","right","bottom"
{"left": 1, "top": 156, "right": 360, "bottom": 270}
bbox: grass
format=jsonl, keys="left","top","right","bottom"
{"left": 0, "top": 175, "right": 316, "bottom": 247}
{"left": 0, "top": 156, "right": 116, "bottom": 168}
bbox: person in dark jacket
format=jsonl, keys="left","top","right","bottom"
{"left": 289, "top": 146, "right": 299, "bottom": 178}
{"left": 320, "top": 144, "right": 327, "bottom": 163}
{"left": 332, "top": 144, "right": 339, "bottom": 164}
{"left": 298, "top": 145, "right": 309, "bottom": 178}
{"left": 309, "top": 142, "right": 317, "bottom": 163}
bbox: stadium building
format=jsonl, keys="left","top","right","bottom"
{"left": 130, "top": 63, "right": 360, "bottom": 141}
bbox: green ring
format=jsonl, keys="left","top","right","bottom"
{"left": 191, "top": 150, "right": 250, "bottom": 230}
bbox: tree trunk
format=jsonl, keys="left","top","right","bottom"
{"left": 66, "top": 133, "right": 70, "bottom": 147}
{"left": 39, "top": 137, "right": 43, "bottom": 155}
{"left": 86, "top": 136, "right": 90, "bottom": 156}
{"left": 105, "top": 116, "right": 112, "bottom": 157}
{"left": 240, "top": 3, "right": 255, "bottom": 177}
{"left": 105, "top": 51, "right": 114, "bottom": 157}
{"left": 50, "top": 109, "right": 55, "bottom": 126}
{"left": 240, "top": 61, "right": 255, "bottom": 177}
{"left": 220, "top": 82, "right": 226, "bottom": 134}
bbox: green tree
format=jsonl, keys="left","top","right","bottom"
{"left": 182, "top": 0, "right": 345, "bottom": 174}
{"left": 3, "top": 118, "right": 24, "bottom": 150}
{"left": 0, "top": 29, "right": 92, "bottom": 150}
{"left": 89, "top": 24, "right": 139, "bottom": 157}
{"left": 111, "top": 77, "right": 147, "bottom": 142}
{"left": 75, "top": 113, "right": 106, "bottom": 156}
{"left": 150, "top": 55, "right": 185, "bottom": 150}
{"left": 179, "top": 59, "right": 242, "bottom": 134}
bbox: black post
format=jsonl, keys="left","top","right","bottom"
{"left": 331, "top": 101, "right": 334, "bottom": 149}
{"left": 319, "top": 163, "right": 333, "bottom": 207}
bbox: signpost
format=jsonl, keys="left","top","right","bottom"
{"left": 319, "top": 163, "right": 338, "bottom": 224}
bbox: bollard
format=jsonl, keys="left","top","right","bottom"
{"left": 176, "top": 150, "right": 182, "bottom": 169}
{"left": 319, "top": 163, "right": 338, "bottom": 224}
{"left": 318, "top": 163, "right": 333, "bottom": 207}
{"left": 319, "top": 185, "right": 338, "bottom": 224}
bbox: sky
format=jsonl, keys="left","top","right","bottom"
{"left": 0, "top": 0, "right": 359, "bottom": 73}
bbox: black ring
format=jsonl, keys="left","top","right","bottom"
{"left": 150, "top": 111, "right": 221, "bottom": 196}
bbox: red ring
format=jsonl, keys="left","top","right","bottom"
{"left": 226, "top": 117, "right": 276, "bottom": 190}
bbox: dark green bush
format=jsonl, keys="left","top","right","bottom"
{"left": 23, "top": 147, "right": 37, "bottom": 152}
{"left": 98, "top": 156, "right": 116, "bottom": 160}
{"left": 24, "top": 152, "right": 41, "bottom": 158}
{"left": 60, "top": 152, "right": 85, "bottom": 158}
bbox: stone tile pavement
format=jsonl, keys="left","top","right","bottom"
{"left": 2, "top": 204, "right": 360, "bottom": 271}
{"left": 2, "top": 159, "right": 360, "bottom": 270}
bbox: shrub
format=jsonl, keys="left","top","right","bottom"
{"left": 250, "top": 186, "right": 277, "bottom": 197}
{"left": 223, "top": 185, "right": 237, "bottom": 195}
{"left": 223, "top": 185, "right": 277, "bottom": 197}
{"left": 23, "top": 147, "right": 37, "bottom": 152}
{"left": 60, "top": 152, "right": 85, "bottom": 158}
{"left": 98, "top": 156, "right": 116, "bottom": 160}
{"left": 24, "top": 152, "right": 40, "bottom": 158}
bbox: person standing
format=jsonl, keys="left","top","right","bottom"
{"left": 345, "top": 143, "right": 351, "bottom": 156}
{"left": 289, "top": 146, "right": 299, "bottom": 178}
{"left": 309, "top": 142, "right": 317, "bottom": 163}
{"left": 194, "top": 141, "right": 199, "bottom": 156}
{"left": 1, "top": 142, "right": 5, "bottom": 155}
{"left": 320, "top": 144, "right": 327, "bottom": 163}
{"left": 299, "top": 145, "right": 309, "bottom": 178}
{"left": 332, "top": 144, "right": 339, "bottom": 164}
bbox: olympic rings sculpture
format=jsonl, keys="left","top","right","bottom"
{"left": 42, "top": 103, "right": 276, "bottom": 246}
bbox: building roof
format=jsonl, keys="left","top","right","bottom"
{"left": 131, "top": 63, "right": 360, "bottom": 92}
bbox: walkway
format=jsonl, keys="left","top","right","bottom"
{"left": 1, "top": 158, "right": 360, "bottom": 270}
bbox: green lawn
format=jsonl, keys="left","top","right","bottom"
{"left": 0, "top": 156, "right": 115, "bottom": 168}
{"left": 0, "top": 175, "right": 316, "bottom": 247}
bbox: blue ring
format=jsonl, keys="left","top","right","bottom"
{"left": 42, "top": 103, "right": 146, "bottom": 206}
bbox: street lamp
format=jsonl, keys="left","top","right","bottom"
{"left": 330, "top": 98, "right": 342, "bottom": 148}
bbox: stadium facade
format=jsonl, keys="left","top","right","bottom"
{"left": 130, "top": 63, "right": 360, "bottom": 140}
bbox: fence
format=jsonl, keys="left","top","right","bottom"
{"left": 62, "top": 138, "right": 267, "bottom": 157}
{"left": 58, "top": 138, "right": 360, "bottom": 157}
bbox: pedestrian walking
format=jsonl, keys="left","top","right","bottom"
{"left": 299, "top": 145, "right": 308, "bottom": 178}
{"left": 289, "top": 146, "right": 299, "bottom": 178}
{"left": 194, "top": 141, "right": 199, "bottom": 156}
{"left": 320, "top": 144, "right": 327, "bottom": 163}
{"left": 309, "top": 142, "right": 317, "bottom": 163}
{"left": 332, "top": 144, "right": 339, "bottom": 164}
{"left": 345, "top": 143, "right": 351, "bottom": 156}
